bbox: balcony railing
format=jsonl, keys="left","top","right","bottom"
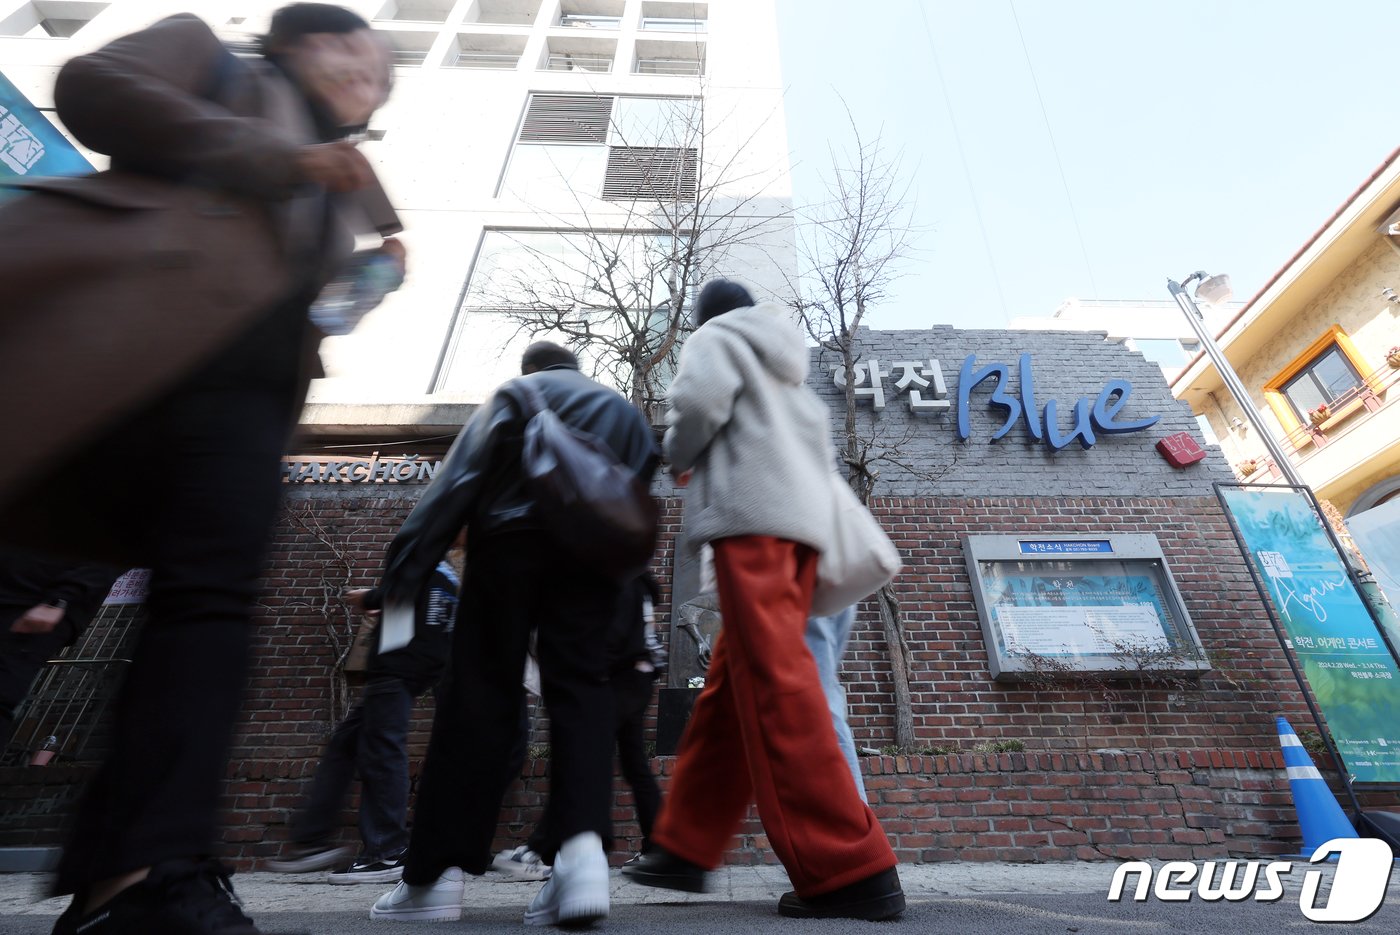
{"left": 448, "top": 50, "right": 521, "bottom": 69}
{"left": 635, "top": 57, "right": 703, "bottom": 76}
{"left": 545, "top": 53, "right": 613, "bottom": 72}
{"left": 1234, "top": 360, "right": 1400, "bottom": 482}
{"left": 641, "top": 18, "right": 706, "bottom": 32}
{"left": 559, "top": 14, "right": 621, "bottom": 28}
{"left": 1281, "top": 361, "right": 1400, "bottom": 451}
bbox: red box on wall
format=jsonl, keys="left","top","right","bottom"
{"left": 1156, "top": 431, "right": 1207, "bottom": 468}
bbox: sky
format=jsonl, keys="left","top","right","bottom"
{"left": 774, "top": 0, "right": 1400, "bottom": 331}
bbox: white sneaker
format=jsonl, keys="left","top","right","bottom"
{"left": 492, "top": 845, "right": 552, "bottom": 882}
{"left": 369, "top": 867, "right": 465, "bottom": 922}
{"left": 523, "top": 832, "right": 609, "bottom": 927}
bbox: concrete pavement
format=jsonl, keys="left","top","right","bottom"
{"left": 3, "top": 861, "right": 1397, "bottom": 933}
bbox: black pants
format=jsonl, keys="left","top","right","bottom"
{"left": 529, "top": 664, "right": 660, "bottom": 856}
{"left": 292, "top": 676, "right": 423, "bottom": 860}
{"left": 402, "top": 531, "right": 621, "bottom": 884}
{"left": 612, "top": 666, "right": 661, "bottom": 848}
{"left": 16, "top": 377, "right": 299, "bottom": 895}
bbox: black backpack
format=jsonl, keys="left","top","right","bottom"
{"left": 510, "top": 380, "right": 659, "bottom": 580}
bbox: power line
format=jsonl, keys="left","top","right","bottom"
{"left": 913, "top": 0, "right": 1011, "bottom": 323}
{"left": 1009, "top": 0, "right": 1100, "bottom": 299}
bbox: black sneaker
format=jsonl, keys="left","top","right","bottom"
{"left": 777, "top": 866, "right": 905, "bottom": 921}
{"left": 263, "top": 843, "right": 352, "bottom": 874}
{"left": 619, "top": 847, "right": 708, "bottom": 893}
{"left": 327, "top": 853, "right": 405, "bottom": 885}
{"left": 50, "top": 858, "right": 308, "bottom": 934}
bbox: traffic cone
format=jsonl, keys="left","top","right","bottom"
{"left": 1276, "top": 716, "right": 1358, "bottom": 855}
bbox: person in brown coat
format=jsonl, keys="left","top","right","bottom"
{"left": 0, "top": 7, "right": 399, "bottom": 935}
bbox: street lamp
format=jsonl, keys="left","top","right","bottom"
{"left": 1171, "top": 275, "right": 1400, "bottom": 841}
{"left": 1167, "top": 270, "right": 1306, "bottom": 487}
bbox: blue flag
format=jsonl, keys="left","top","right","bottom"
{"left": 0, "top": 69, "right": 92, "bottom": 181}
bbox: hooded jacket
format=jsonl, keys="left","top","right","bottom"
{"left": 372, "top": 365, "right": 659, "bottom": 638}
{"left": 665, "top": 301, "right": 837, "bottom": 550}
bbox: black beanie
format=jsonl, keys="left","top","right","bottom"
{"left": 694, "top": 279, "right": 755, "bottom": 327}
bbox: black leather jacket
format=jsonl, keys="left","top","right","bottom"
{"left": 376, "top": 365, "right": 659, "bottom": 606}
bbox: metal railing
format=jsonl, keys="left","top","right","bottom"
{"left": 640, "top": 18, "right": 707, "bottom": 32}
{"left": 635, "top": 57, "right": 704, "bottom": 76}
{"left": 1236, "top": 360, "right": 1400, "bottom": 481}
{"left": 545, "top": 54, "right": 614, "bottom": 72}
{"left": 559, "top": 14, "right": 622, "bottom": 28}
{"left": 1, "top": 603, "right": 143, "bottom": 768}
{"left": 447, "top": 50, "right": 521, "bottom": 69}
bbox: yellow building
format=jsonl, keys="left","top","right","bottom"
{"left": 1173, "top": 147, "right": 1400, "bottom": 525}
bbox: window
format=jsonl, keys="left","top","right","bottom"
{"left": 375, "top": 0, "right": 455, "bottom": 23}
{"left": 541, "top": 37, "right": 616, "bottom": 73}
{"left": 502, "top": 94, "right": 700, "bottom": 203}
{"left": 434, "top": 230, "right": 697, "bottom": 395}
{"left": 610, "top": 95, "right": 700, "bottom": 146}
{"left": 634, "top": 34, "right": 707, "bottom": 75}
{"left": 640, "top": 1, "right": 707, "bottom": 32}
{"left": 0, "top": 1, "right": 109, "bottom": 38}
{"left": 518, "top": 94, "right": 614, "bottom": 143}
{"left": 557, "top": 0, "right": 624, "bottom": 29}
{"left": 602, "top": 146, "right": 698, "bottom": 201}
{"left": 559, "top": 14, "right": 621, "bottom": 28}
{"left": 467, "top": 0, "right": 541, "bottom": 25}
{"left": 1262, "top": 324, "right": 1375, "bottom": 436}
{"left": 376, "top": 29, "right": 437, "bottom": 67}
{"left": 1281, "top": 347, "right": 1363, "bottom": 420}
{"left": 444, "top": 33, "right": 527, "bottom": 69}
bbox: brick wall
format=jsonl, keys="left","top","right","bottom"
{"left": 844, "top": 495, "right": 1304, "bottom": 753}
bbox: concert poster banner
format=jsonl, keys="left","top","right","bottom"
{"left": 1218, "top": 484, "right": 1400, "bottom": 784}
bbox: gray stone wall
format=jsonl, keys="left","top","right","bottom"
{"left": 809, "top": 327, "right": 1232, "bottom": 498}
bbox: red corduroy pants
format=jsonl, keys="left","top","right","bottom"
{"left": 652, "top": 535, "right": 896, "bottom": 897}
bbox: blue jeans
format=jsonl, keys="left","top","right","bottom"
{"left": 293, "top": 676, "right": 420, "bottom": 859}
{"left": 804, "top": 606, "right": 866, "bottom": 800}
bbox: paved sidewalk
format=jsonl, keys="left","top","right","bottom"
{"left": 0, "top": 862, "right": 1122, "bottom": 916}
{"left": 2, "top": 859, "right": 1394, "bottom": 916}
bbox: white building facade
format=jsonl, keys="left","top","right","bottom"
{"left": 0, "top": 0, "right": 795, "bottom": 413}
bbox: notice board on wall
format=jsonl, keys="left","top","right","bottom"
{"left": 963, "top": 534, "right": 1210, "bottom": 681}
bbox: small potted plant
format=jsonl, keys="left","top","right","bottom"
{"left": 1387, "top": 345, "right": 1400, "bottom": 369}
{"left": 1238, "top": 458, "right": 1259, "bottom": 477}
{"left": 1308, "top": 403, "right": 1330, "bottom": 426}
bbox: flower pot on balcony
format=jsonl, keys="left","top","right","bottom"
{"left": 1387, "top": 352, "right": 1400, "bottom": 370}
{"left": 1238, "top": 460, "right": 1259, "bottom": 478}
{"left": 1309, "top": 408, "right": 1330, "bottom": 426}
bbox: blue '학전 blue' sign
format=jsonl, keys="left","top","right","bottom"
{"left": 1018, "top": 540, "right": 1115, "bottom": 555}
{"left": 956, "top": 353, "right": 1160, "bottom": 452}
{"left": 0, "top": 69, "right": 92, "bottom": 183}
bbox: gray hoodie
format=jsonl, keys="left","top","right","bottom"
{"left": 664, "top": 301, "right": 837, "bottom": 550}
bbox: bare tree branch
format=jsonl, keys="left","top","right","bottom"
{"left": 787, "top": 100, "right": 929, "bottom": 751}
{"left": 472, "top": 89, "right": 793, "bottom": 408}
